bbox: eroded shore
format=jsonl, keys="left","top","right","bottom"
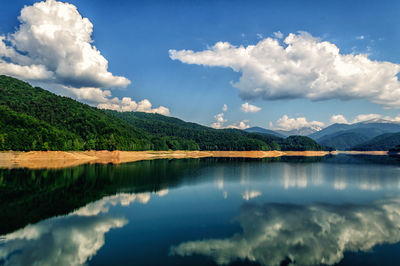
{"left": 0, "top": 150, "right": 391, "bottom": 169}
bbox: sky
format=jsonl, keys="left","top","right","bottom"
{"left": 0, "top": 0, "right": 399, "bottom": 131}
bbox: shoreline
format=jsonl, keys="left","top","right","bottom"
{"left": 0, "top": 150, "right": 392, "bottom": 169}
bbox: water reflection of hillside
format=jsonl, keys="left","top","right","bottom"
{"left": 171, "top": 197, "right": 400, "bottom": 266}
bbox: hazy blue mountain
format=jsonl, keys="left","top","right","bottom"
{"left": 308, "top": 123, "right": 351, "bottom": 140}
{"left": 352, "top": 132, "right": 400, "bottom": 151}
{"left": 309, "top": 120, "right": 400, "bottom": 145}
{"left": 244, "top": 127, "right": 286, "bottom": 138}
{"left": 318, "top": 132, "right": 370, "bottom": 150}
{"left": 317, "top": 127, "right": 387, "bottom": 150}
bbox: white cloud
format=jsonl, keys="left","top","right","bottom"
{"left": 1, "top": 0, "right": 129, "bottom": 88}
{"left": 170, "top": 197, "right": 400, "bottom": 266}
{"left": 356, "top": 35, "right": 365, "bottom": 40}
{"left": 97, "top": 98, "right": 170, "bottom": 115}
{"left": 226, "top": 120, "right": 250, "bottom": 130}
{"left": 270, "top": 115, "right": 325, "bottom": 131}
{"left": 240, "top": 102, "right": 261, "bottom": 113}
{"left": 211, "top": 113, "right": 227, "bottom": 129}
{"left": 352, "top": 113, "right": 382, "bottom": 123}
{"left": 329, "top": 113, "right": 400, "bottom": 125}
{"left": 256, "top": 33, "right": 263, "bottom": 39}
{"left": 211, "top": 113, "right": 250, "bottom": 130}
{"left": 0, "top": 0, "right": 168, "bottom": 115}
{"left": 329, "top": 114, "right": 349, "bottom": 124}
{"left": 273, "top": 31, "right": 283, "bottom": 39}
{"left": 169, "top": 31, "right": 400, "bottom": 108}
{"left": 222, "top": 104, "right": 228, "bottom": 112}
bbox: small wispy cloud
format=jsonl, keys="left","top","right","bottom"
{"left": 273, "top": 31, "right": 283, "bottom": 39}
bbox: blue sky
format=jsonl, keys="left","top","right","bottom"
{"left": 0, "top": 0, "right": 399, "bottom": 130}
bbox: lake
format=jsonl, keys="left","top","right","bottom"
{"left": 1, "top": 155, "right": 400, "bottom": 266}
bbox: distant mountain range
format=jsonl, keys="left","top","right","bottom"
{"left": 246, "top": 119, "right": 400, "bottom": 151}
{"left": 308, "top": 120, "right": 400, "bottom": 150}
{"left": 244, "top": 127, "right": 286, "bottom": 138}
{"left": 245, "top": 126, "right": 320, "bottom": 137}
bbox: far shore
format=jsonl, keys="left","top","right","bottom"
{"left": 0, "top": 150, "right": 394, "bottom": 170}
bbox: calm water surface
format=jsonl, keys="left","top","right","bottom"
{"left": 1, "top": 155, "right": 400, "bottom": 265}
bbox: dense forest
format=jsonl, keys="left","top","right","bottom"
{"left": 0, "top": 75, "right": 325, "bottom": 151}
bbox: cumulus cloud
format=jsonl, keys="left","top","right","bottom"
{"left": 170, "top": 198, "right": 400, "bottom": 266}
{"left": 211, "top": 112, "right": 250, "bottom": 130}
{"left": 0, "top": 0, "right": 169, "bottom": 115}
{"left": 240, "top": 102, "right": 261, "bottom": 113}
{"left": 270, "top": 115, "right": 325, "bottom": 131}
{"left": 226, "top": 120, "right": 250, "bottom": 130}
{"left": 97, "top": 98, "right": 170, "bottom": 115}
{"left": 0, "top": 0, "right": 129, "bottom": 88}
{"left": 169, "top": 31, "right": 400, "bottom": 108}
{"left": 211, "top": 113, "right": 227, "bottom": 129}
{"left": 329, "top": 114, "right": 349, "bottom": 124}
{"left": 222, "top": 104, "right": 228, "bottom": 112}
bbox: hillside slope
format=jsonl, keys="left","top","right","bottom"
{"left": 0, "top": 75, "right": 326, "bottom": 151}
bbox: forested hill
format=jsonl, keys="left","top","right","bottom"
{"left": 0, "top": 75, "right": 325, "bottom": 151}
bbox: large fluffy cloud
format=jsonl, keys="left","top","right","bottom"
{"left": 169, "top": 31, "right": 400, "bottom": 108}
{"left": 269, "top": 115, "right": 325, "bottom": 131}
{"left": 170, "top": 198, "right": 400, "bottom": 266}
{"left": 0, "top": 0, "right": 168, "bottom": 115}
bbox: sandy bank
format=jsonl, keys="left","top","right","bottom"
{"left": 0, "top": 150, "right": 338, "bottom": 169}
{"left": 337, "top": 151, "right": 389, "bottom": 155}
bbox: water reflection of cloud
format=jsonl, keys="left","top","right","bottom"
{"left": 0, "top": 215, "right": 127, "bottom": 266}
{"left": 0, "top": 190, "right": 168, "bottom": 266}
{"left": 170, "top": 198, "right": 400, "bottom": 266}
{"left": 283, "top": 164, "right": 311, "bottom": 189}
{"left": 74, "top": 190, "right": 167, "bottom": 217}
{"left": 241, "top": 190, "right": 262, "bottom": 201}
